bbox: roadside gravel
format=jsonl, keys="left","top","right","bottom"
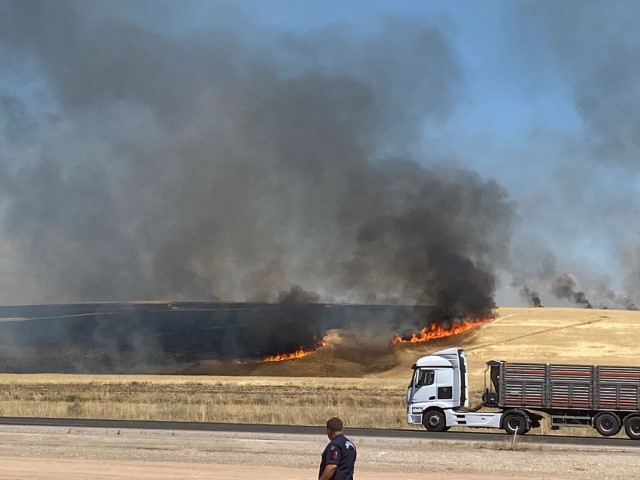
{"left": 0, "top": 425, "right": 636, "bottom": 479}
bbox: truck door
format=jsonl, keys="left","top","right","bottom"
{"left": 409, "top": 368, "right": 438, "bottom": 405}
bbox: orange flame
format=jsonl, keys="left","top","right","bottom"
{"left": 391, "top": 317, "right": 491, "bottom": 344}
{"left": 259, "top": 339, "right": 327, "bottom": 362}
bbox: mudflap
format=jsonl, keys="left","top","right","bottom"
{"left": 525, "top": 411, "right": 543, "bottom": 428}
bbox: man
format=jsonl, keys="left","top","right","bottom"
{"left": 319, "top": 416, "right": 357, "bottom": 480}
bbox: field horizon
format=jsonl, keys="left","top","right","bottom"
{"left": 181, "top": 306, "right": 640, "bottom": 383}
{"left": 0, "top": 306, "right": 638, "bottom": 430}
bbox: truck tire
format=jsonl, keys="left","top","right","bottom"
{"left": 422, "top": 410, "right": 448, "bottom": 432}
{"left": 502, "top": 411, "right": 528, "bottom": 435}
{"left": 624, "top": 416, "right": 640, "bottom": 440}
{"left": 594, "top": 412, "right": 621, "bottom": 436}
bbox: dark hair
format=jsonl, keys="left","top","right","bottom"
{"left": 326, "top": 417, "right": 343, "bottom": 432}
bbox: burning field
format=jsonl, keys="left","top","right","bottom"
{"left": 0, "top": 302, "right": 493, "bottom": 374}
{"left": 4, "top": 301, "right": 637, "bottom": 383}
{"left": 0, "top": 307, "right": 639, "bottom": 429}
{"left": 0, "top": 299, "right": 452, "bottom": 426}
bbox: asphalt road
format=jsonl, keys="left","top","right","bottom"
{"left": 0, "top": 417, "right": 638, "bottom": 448}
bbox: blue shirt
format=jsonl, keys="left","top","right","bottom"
{"left": 319, "top": 433, "right": 357, "bottom": 480}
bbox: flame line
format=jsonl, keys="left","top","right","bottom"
{"left": 391, "top": 317, "right": 492, "bottom": 344}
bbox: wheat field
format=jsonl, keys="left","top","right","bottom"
{"left": 0, "top": 307, "right": 638, "bottom": 429}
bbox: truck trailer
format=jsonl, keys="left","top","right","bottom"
{"left": 406, "top": 347, "right": 640, "bottom": 439}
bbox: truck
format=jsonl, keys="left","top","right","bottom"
{"left": 406, "top": 347, "right": 640, "bottom": 439}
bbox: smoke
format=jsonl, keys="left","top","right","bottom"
{"left": 519, "top": 0, "right": 640, "bottom": 171}
{"left": 551, "top": 273, "right": 592, "bottom": 309}
{"left": 0, "top": 301, "right": 446, "bottom": 372}
{"left": 0, "top": 303, "right": 181, "bottom": 373}
{"left": 506, "top": 1, "right": 640, "bottom": 307}
{"left": 3, "top": 2, "right": 639, "bottom": 371}
{"left": 621, "top": 243, "right": 640, "bottom": 310}
{"left": 340, "top": 162, "right": 513, "bottom": 316}
{"left": 512, "top": 254, "right": 636, "bottom": 310}
{"left": 0, "top": 0, "right": 515, "bottom": 317}
{"left": 520, "top": 286, "right": 542, "bottom": 308}
{"left": 277, "top": 285, "right": 321, "bottom": 304}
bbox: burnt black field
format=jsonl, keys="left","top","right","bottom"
{"left": 0, "top": 302, "right": 441, "bottom": 373}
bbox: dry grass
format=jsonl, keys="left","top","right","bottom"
{"left": 0, "top": 376, "right": 410, "bottom": 428}
{"left": 1, "top": 307, "right": 639, "bottom": 431}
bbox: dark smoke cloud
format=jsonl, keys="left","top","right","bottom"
{"left": 600, "top": 286, "right": 638, "bottom": 311}
{"left": 341, "top": 162, "right": 512, "bottom": 316}
{"left": 0, "top": 0, "right": 515, "bottom": 317}
{"left": 551, "top": 273, "right": 592, "bottom": 309}
{"left": 510, "top": 247, "right": 636, "bottom": 310}
{"left": 520, "top": 286, "right": 542, "bottom": 308}
{"left": 277, "top": 285, "right": 321, "bottom": 304}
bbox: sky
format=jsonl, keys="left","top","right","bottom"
{"left": 0, "top": 0, "right": 639, "bottom": 310}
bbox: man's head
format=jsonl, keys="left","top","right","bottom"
{"left": 326, "top": 416, "right": 343, "bottom": 439}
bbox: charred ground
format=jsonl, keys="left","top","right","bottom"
{"left": 0, "top": 302, "right": 458, "bottom": 373}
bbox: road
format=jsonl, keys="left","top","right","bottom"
{"left": 0, "top": 416, "right": 637, "bottom": 447}
{"left": 0, "top": 417, "right": 638, "bottom": 479}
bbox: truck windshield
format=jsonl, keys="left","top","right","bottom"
{"left": 416, "top": 369, "right": 435, "bottom": 387}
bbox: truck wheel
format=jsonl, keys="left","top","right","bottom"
{"left": 422, "top": 410, "right": 447, "bottom": 432}
{"left": 624, "top": 416, "right": 640, "bottom": 440}
{"left": 502, "top": 412, "right": 528, "bottom": 435}
{"left": 594, "top": 412, "right": 621, "bottom": 436}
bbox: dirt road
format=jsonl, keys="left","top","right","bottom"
{"left": 0, "top": 425, "right": 635, "bottom": 479}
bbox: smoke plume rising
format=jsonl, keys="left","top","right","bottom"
{"left": 520, "top": 286, "right": 542, "bottom": 308}
{"left": 0, "top": 1, "right": 515, "bottom": 316}
{"left": 551, "top": 274, "right": 592, "bottom": 309}
{"left": 505, "top": 0, "right": 640, "bottom": 308}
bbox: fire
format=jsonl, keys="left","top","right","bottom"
{"left": 391, "top": 317, "right": 491, "bottom": 344}
{"left": 260, "top": 339, "right": 327, "bottom": 362}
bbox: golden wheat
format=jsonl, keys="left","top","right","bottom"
{"left": 0, "top": 376, "right": 411, "bottom": 428}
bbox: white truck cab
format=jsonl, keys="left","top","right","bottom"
{"left": 407, "top": 347, "right": 505, "bottom": 432}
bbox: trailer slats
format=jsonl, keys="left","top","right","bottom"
{"left": 499, "top": 361, "right": 640, "bottom": 412}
